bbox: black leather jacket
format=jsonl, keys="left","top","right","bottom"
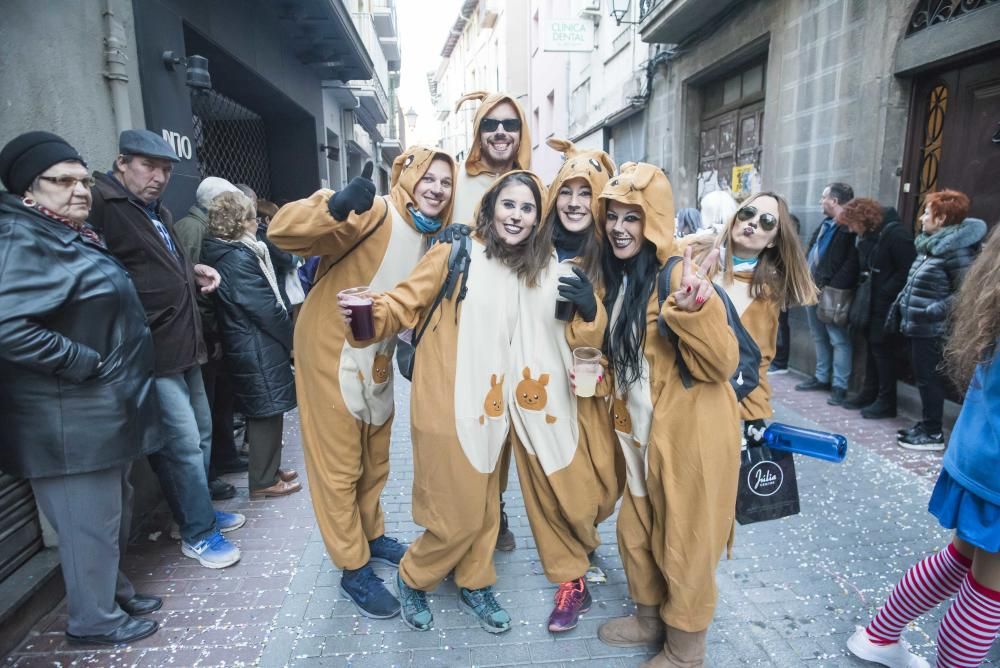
{"left": 889, "top": 217, "right": 987, "bottom": 339}
{"left": 0, "top": 193, "right": 160, "bottom": 478}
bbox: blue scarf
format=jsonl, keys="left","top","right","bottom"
{"left": 409, "top": 206, "right": 442, "bottom": 234}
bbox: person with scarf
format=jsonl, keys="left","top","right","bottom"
{"left": 680, "top": 192, "right": 817, "bottom": 448}
{"left": 267, "top": 147, "right": 456, "bottom": 619}
{"left": 508, "top": 138, "right": 624, "bottom": 633}
{"left": 594, "top": 163, "right": 740, "bottom": 667}
{"left": 338, "top": 171, "right": 550, "bottom": 634}
{"left": 0, "top": 131, "right": 161, "bottom": 645}
{"left": 201, "top": 191, "right": 300, "bottom": 501}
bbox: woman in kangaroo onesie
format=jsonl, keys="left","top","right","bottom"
{"left": 508, "top": 137, "right": 625, "bottom": 634}
{"left": 267, "top": 147, "right": 455, "bottom": 620}
{"left": 594, "top": 163, "right": 741, "bottom": 668}
{"left": 338, "top": 171, "right": 551, "bottom": 634}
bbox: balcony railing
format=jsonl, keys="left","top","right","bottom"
{"left": 639, "top": 0, "right": 663, "bottom": 21}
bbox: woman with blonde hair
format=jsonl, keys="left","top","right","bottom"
{"left": 202, "top": 191, "right": 300, "bottom": 501}
{"left": 683, "top": 191, "right": 817, "bottom": 442}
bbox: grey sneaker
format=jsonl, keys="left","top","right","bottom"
{"left": 394, "top": 572, "right": 432, "bottom": 631}
{"left": 459, "top": 585, "right": 511, "bottom": 633}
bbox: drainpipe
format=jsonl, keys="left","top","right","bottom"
{"left": 103, "top": 0, "right": 133, "bottom": 136}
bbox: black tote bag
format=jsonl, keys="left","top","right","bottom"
{"left": 735, "top": 445, "right": 801, "bottom": 525}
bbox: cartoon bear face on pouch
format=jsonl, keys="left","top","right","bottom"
{"left": 372, "top": 354, "right": 391, "bottom": 384}
{"left": 612, "top": 398, "right": 632, "bottom": 433}
{"left": 483, "top": 374, "right": 505, "bottom": 418}
{"left": 516, "top": 367, "right": 550, "bottom": 411}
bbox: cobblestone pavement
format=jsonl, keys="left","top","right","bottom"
{"left": 4, "top": 371, "right": 998, "bottom": 667}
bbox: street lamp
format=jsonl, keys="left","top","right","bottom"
{"left": 405, "top": 107, "right": 418, "bottom": 131}
{"left": 609, "top": 0, "right": 639, "bottom": 26}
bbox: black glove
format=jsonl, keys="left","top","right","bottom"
{"left": 743, "top": 419, "right": 767, "bottom": 448}
{"left": 328, "top": 162, "right": 376, "bottom": 221}
{"left": 557, "top": 266, "right": 598, "bottom": 323}
{"left": 433, "top": 223, "right": 472, "bottom": 245}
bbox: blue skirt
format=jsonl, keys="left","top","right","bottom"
{"left": 928, "top": 469, "right": 1000, "bottom": 553}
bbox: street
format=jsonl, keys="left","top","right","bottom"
{"left": 4, "top": 371, "right": 998, "bottom": 667}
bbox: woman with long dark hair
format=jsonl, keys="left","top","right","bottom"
{"left": 594, "top": 163, "right": 741, "bottom": 666}
{"left": 508, "top": 139, "right": 624, "bottom": 633}
{"left": 339, "top": 171, "right": 550, "bottom": 635}
{"left": 848, "top": 224, "right": 1000, "bottom": 668}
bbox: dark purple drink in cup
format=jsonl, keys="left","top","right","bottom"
{"left": 554, "top": 298, "right": 577, "bottom": 321}
{"left": 339, "top": 287, "right": 375, "bottom": 341}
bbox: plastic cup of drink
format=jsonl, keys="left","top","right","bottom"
{"left": 572, "top": 347, "right": 601, "bottom": 398}
{"left": 555, "top": 263, "right": 578, "bottom": 321}
{"left": 339, "top": 286, "right": 375, "bottom": 341}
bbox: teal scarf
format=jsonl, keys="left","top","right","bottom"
{"left": 409, "top": 206, "right": 442, "bottom": 234}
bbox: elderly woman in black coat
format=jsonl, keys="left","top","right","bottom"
{"left": 201, "top": 192, "right": 300, "bottom": 499}
{"left": 0, "top": 132, "right": 161, "bottom": 645}
{"left": 838, "top": 199, "right": 915, "bottom": 418}
{"left": 889, "top": 189, "right": 987, "bottom": 450}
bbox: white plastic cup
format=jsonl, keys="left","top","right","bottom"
{"left": 572, "top": 347, "right": 601, "bottom": 398}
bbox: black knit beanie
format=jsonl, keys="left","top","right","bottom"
{"left": 0, "top": 131, "right": 86, "bottom": 196}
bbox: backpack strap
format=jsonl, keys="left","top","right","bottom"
{"left": 313, "top": 204, "right": 389, "bottom": 286}
{"left": 656, "top": 256, "right": 695, "bottom": 389}
{"left": 412, "top": 234, "right": 471, "bottom": 347}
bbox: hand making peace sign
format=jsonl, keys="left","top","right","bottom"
{"left": 672, "top": 245, "right": 720, "bottom": 312}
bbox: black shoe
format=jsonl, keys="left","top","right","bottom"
{"left": 66, "top": 616, "right": 158, "bottom": 645}
{"left": 826, "top": 387, "right": 848, "bottom": 406}
{"left": 767, "top": 363, "right": 789, "bottom": 375}
{"left": 795, "top": 378, "right": 831, "bottom": 392}
{"left": 215, "top": 456, "right": 249, "bottom": 474}
{"left": 898, "top": 426, "right": 945, "bottom": 451}
{"left": 119, "top": 594, "right": 162, "bottom": 616}
{"left": 897, "top": 423, "right": 922, "bottom": 438}
{"left": 842, "top": 393, "right": 877, "bottom": 410}
{"left": 209, "top": 478, "right": 236, "bottom": 501}
{"left": 861, "top": 400, "right": 897, "bottom": 420}
{"left": 496, "top": 500, "right": 516, "bottom": 552}
{"left": 340, "top": 565, "right": 400, "bottom": 619}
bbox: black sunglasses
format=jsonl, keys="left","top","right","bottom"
{"left": 736, "top": 205, "right": 778, "bottom": 231}
{"left": 480, "top": 117, "right": 521, "bottom": 133}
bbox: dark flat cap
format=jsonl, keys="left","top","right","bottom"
{"left": 119, "top": 129, "right": 179, "bottom": 162}
{"left": 0, "top": 131, "right": 86, "bottom": 195}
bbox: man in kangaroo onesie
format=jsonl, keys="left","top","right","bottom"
{"left": 267, "top": 147, "right": 456, "bottom": 619}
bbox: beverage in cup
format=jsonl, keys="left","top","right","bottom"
{"left": 339, "top": 286, "right": 375, "bottom": 341}
{"left": 572, "top": 347, "right": 601, "bottom": 398}
{"left": 555, "top": 298, "right": 577, "bottom": 321}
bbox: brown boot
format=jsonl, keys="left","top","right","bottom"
{"left": 644, "top": 625, "right": 707, "bottom": 668}
{"left": 597, "top": 604, "right": 664, "bottom": 647}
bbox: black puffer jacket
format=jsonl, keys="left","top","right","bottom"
{"left": 201, "top": 237, "right": 296, "bottom": 417}
{"left": 856, "top": 207, "right": 915, "bottom": 342}
{"left": 890, "top": 217, "right": 987, "bottom": 339}
{"left": 0, "top": 193, "right": 160, "bottom": 478}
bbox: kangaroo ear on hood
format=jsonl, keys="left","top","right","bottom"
{"left": 624, "top": 163, "right": 658, "bottom": 191}
{"left": 455, "top": 91, "right": 490, "bottom": 113}
{"left": 546, "top": 137, "right": 575, "bottom": 157}
{"left": 598, "top": 153, "right": 616, "bottom": 176}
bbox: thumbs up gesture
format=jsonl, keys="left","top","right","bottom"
{"left": 328, "top": 161, "right": 377, "bottom": 221}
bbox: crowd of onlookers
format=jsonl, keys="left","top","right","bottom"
{"left": 675, "top": 181, "right": 988, "bottom": 451}
{"left": 0, "top": 129, "right": 302, "bottom": 645}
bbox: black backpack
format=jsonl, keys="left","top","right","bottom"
{"left": 395, "top": 234, "right": 472, "bottom": 380}
{"left": 656, "top": 256, "right": 761, "bottom": 401}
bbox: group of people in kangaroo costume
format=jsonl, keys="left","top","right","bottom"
{"left": 268, "top": 88, "right": 818, "bottom": 667}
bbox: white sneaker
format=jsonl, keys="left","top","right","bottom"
{"left": 846, "top": 626, "right": 929, "bottom": 668}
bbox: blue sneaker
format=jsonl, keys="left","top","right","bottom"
{"left": 369, "top": 535, "right": 406, "bottom": 566}
{"left": 459, "top": 585, "right": 511, "bottom": 633}
{"left": 340, "top": 565, "right": 400, "bottom": 619}
{"left": 181, "top": 530, "right": 241, "bottom": 569}
{"left": 215, "top": 510, "right": 246, "bottom": 533}
{"left": 395, "top": 572, "right": 433, "bottom": 631}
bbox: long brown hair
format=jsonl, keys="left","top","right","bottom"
{"left": 475, "top": 172, "right": 550, "bottom": 287}
{"left": 944, "top": 223, "right": 1000, "bottom": 391}
{"left": 691, "top": 191, "right": 817, "bottom": 308}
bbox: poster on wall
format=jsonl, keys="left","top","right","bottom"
{"left": 731, "top": 163, "right": 761, "bottom": 199}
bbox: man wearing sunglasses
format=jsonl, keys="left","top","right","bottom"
{"left": 451, "top": 91, "right": 533, "bottom": 225}
{"left": 796, "top": 182, "right": 859, "bottom": 406}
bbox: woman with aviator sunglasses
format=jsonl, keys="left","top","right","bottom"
{"left": 682, "top": 192, "right": 816, "bottom": 447}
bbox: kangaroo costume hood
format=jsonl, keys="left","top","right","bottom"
{"left": 598, "top": 162, "right": 676, "bottom": 265}
{"left": 543, "top": 137, "right": 616, "bottom": 230}
{"left": 456, "top": 91, "right": 533, "bottom": 177}
{"left": 390, "top": 145, "right": 457, "bottom": 228}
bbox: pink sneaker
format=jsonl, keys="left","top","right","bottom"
{"left": 547, "top": 578, "right": 592, "bottom": 633}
